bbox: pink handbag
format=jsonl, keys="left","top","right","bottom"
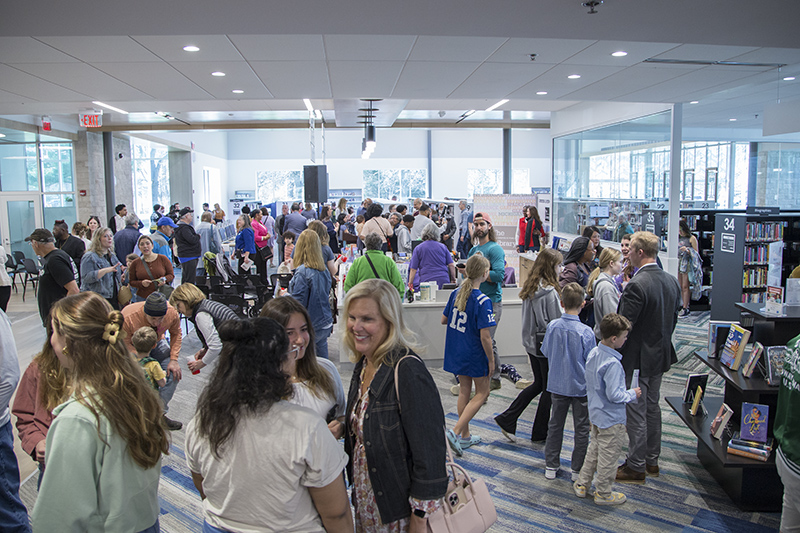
{"left": 394, "top": 356, "right": 497, "bottom": 533}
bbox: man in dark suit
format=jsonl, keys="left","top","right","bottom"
{"left": 615, "top": 231, "right": 681, "bottom": 484}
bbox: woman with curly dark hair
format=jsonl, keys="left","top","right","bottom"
{"left": 185, "top": 317, "right": 352, "bottom": 533}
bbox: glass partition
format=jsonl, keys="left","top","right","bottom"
{"left": 753, "top": 143, "right": 800, "bottom": 210}
{"left": 0, "top": 143, "right": 38, "bottom": 191}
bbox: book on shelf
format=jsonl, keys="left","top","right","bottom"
{"left": 765, "top": 346, "right": 787, "bottom": 386}
{"left": 707, "top": 321, "right": 735, "bottom": 358}
{"left": 764, "top": 285, "right": 784, "bottom": 315}
{"left": 689, "top": 385, "right": 704, "bottom": 416}
{"left": 709, "top": 403, "right": 733, "bottom": 439}
{"left": 730, "top": 431, "right": 774, "bottom": 452}
{"left": 740, "top": 402, "right": 769, "bottom": 443}
{"left": 742, "top": 342, "right": 764, "bottom": 378}
{"left": 683, "top": 373, "right": 709, "bottom": 403}
{"left": 726, "top": 443, "right": 770, "bottom": 461}
{"left": 719, "top": 324, "right": 750, "bottom": 371}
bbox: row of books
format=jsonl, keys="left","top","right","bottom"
{"left": 742, "top": 266, "right": 768, "bottom": 288}
{"left": 717, "top": 323, "right": 785, "bottom": 385}
{"left": 745, "top": 221, "right": 784, "bottom": 242}
{"left": 706, "top": 401, "right": 772, "bottom": 462}
{"left": 741, "top": 292, "right": 767, "bottom": 303}
{"left": 743, "top": 244, "right": 771, "bottom": 264}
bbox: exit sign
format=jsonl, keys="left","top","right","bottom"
{"left": 79, "top": 113, "right": 102, "bottom": 128}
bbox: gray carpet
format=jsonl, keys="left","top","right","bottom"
{"left": 20, "top": 310, "right": 782, "bottom": 532}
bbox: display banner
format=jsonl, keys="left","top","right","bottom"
{"left": 473, "top": 194, "right": 538, "bottom": 283}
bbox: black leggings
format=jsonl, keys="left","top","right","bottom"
{"left": 0, "top": 286, "right": 10, "bottom": 313}
{"left": 494, "top": 353, "right": 551, "bottom": 441}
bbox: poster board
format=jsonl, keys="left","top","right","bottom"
{"left": 473, "top": 194, "right": 538, "bottom": 283}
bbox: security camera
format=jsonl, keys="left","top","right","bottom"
{"left": 117, "top": 153, "right": 124, "bottom": 160}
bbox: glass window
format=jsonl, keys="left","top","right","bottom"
{"left": 132, "top": 138, "right": 170, "bottom": 225}
{"left": 363, "top": 169, "right": 427, "bottom": 200}
{"left": 0, "top": 143, "right": 38, "bottom": 191}
{"left": 256, "top": 170, "right": 303, "bottom": 203}
{"left": 467, "top": 169, "right": 502, "bottom": 199}
{"left": 43, "top": 193, "right": 76, "bottom": 228}
{"left": 511, "top": 169, "right": 531, "bottom": 194}
{"left": 40, "top": 143, "right": 74, "bottom": 192}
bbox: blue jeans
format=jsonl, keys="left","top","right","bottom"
{"left": 0, "top": 420, "right": 30, "bottom": 532}
{"left": 150, "top": 339, "right": 178, "bottom": 414}
{"left": 315, "top": 326, "right": 332, "bottom": 359}
{"left": 138, "top": 518, "right": 160, "bottom": 533}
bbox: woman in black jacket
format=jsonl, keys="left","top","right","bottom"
{"left": 343, "top": 278, "right": 447, "bottom": 531}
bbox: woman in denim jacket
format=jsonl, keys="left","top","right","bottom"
{"left": 288, "top": 230, "right": 333, "bottom": 359}
{"left": 80, "top": 227, "right": 123, "bottom": 309}
{"left": 343, "top": 278, "right": 448, "bottom": 532}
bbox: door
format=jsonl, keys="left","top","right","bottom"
{"left": 0, "top": 194, "right": 42, "bottom": 261}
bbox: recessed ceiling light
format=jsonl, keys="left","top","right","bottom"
{"left": 690, "top": 101, "right": 699, "bottom": 104}
{"left": 211, "top": 71, "right": 225, "bottom": 77}
{"left": 611, "top": 51, "right": 628, "bottom": 57}
{"left": 784, "top": 76, "right": 796, "bottom": 81}
{"left": 183, "top": 45, "right": 200, "bottom": 52}
{"left": 232, "top": 89, "right": 244, "bottom": 94}
{"left": 568, "top": 74, "right": 581, "bottom": 79}
{"left": 729, "top": 118, "right": 737, "bottom": 122}
{"left": 0, "top": 133, "right": 5, "bottom": 138}
{"left": 536, "top": 91, "right": 548, "bottom": 95}
{"left": 92, "top": 101, "right": 129, "bottom": 114}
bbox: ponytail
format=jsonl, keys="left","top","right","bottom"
{"left": 455, "top": 254, "right": 490, "bottom": 312}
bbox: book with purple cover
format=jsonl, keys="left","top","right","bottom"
{"left": 740, "top": 402, "right": 769, "bottom": 443}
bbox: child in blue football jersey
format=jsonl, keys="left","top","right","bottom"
{"left": 442, "top": 254, "right": 496, "bottom": 456}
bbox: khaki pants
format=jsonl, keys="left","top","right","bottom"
{"left": 577, "top": 423, "right": 628, "bottom": 497}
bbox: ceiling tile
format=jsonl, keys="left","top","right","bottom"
{"left": 323, "top": 35, "right": 416, "bottom": 61}
{"left": 510, "top": 64, "right": 623, "bottom": 99}
{"left": 169, "top": 61, "right": 273, "bottom": 98}
{"left": 651, "top": 44, "right": 760, "bottom": 62}
{"left": 327, "top": 60, "right": 405, "bottom": 98}
{"left": 562, "top": 41, "right": 681, "bottom": 67}
{"left": 90, "top": 62, "right": 212, "bottom": 100}
{"left": 408, "top": 36, "right": 507, "bottom": 62}
{"left": 726, "top": 47, "right": 800, "bottom": 66}
{"left": 131, "top": 35, "right": 244, "bottom": 62}
{"left": 229, "top": 35, "right": 326, "bottom": 61}
{"left": 448, "top": 62, "right": 553, "bottom": 98}
{"left": 0, "top": 87, "right": 36, "bottom": 104}
{"left": 10, "top": 62, "right": 153, "bottom": 101}
{"left": 561, "top": 65, "right": 697, "bottom": 101}
{"left": 36, "top": 36, "right": 161, "bottom": 63}
{"left": 618, "top": 67, "right": 767, "bottom": 102}
{"left": 250, "top": 61, "right": 332, "bottom": 98}
{"left": 487, "top": 38, "right": 596, "bottom": 64}
{"left": 0, "top": 37, "right": 79, "bottom": 63}
{"left": 392, "top": 62, "right": 480, "bottom": 98}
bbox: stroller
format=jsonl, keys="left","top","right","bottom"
{"left": 203, "top": 251, "right": 238, "bottom": 283}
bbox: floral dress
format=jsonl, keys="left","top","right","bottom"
{"left": 350, "top": 367, "right": 440, "bottom": 533}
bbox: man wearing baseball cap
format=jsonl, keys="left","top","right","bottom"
{"left": 25, "top": 228, "right": 80, "bottom": 326}
{"left": 457, "top": 212, "right": 506, "bottom": 391}
{"left": 173, "top": 207, "right": 201, "bottom": 285}
{"left": 152, "top": 216, "right": 178, "bottom": 263}
{"left": 122, "top": 292, "right": 183, "bottom": 430}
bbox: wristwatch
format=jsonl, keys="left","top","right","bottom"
{"left": 413, "top": 509, "right": 427, "bottom": 518}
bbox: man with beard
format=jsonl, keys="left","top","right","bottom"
{"left": 52, "top": 219, "right": 85, "bottom": 278}
{"left": 458, "top": 212, "right": 506, "bottom": 390}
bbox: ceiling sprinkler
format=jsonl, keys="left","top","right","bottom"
{"left": 582, "top": 0, "right": 603, "bottom": 13}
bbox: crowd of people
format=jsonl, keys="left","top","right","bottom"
{"left": 3, "top": 195, "right": 799, "bottom": 532}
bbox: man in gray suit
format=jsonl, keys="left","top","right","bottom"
{"left": 615, "top": 231, "right": 681, "bottom": 484}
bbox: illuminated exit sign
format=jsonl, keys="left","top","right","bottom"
{"left": 79, "top": 113, "right": 102, "bottom": 128}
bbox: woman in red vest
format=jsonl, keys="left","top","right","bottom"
{"left": 517, "top": 205, "right": 547, "bottom": 253}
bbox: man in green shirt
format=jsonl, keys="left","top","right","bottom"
{"left": 775, "top": 332, "right": 800, "bottom": 531}
{"left": 344, "top": 232, "right": 405, "bottom": 297}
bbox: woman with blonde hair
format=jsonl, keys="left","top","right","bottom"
{"left": 587, "top": 247, "right": 623, "bottom": 340}
{"left": 495, "top": 247, "right": 563, "bottom": 442}
{"left": 32, "top": 292, "right": 168, "bottom": 532}
{"left": 234, "top": 214, "right": 256, "bottom": 277}
{"left": 308, "top": 219, "right": 339, "bottom": 278}
{"left": 442, "top": 253, "right": 494, "bottom": 455}
{"left": 260, "top": 296, "right": 346, "bottom": 437}
{"left": 80, "top": 226, "right": 123, "bottom": 309}
{"left": 343, "top": 279, "right": 447, "bottom": 530}
{"left": 289, "top": 230, "right": 334, "bottom": 359}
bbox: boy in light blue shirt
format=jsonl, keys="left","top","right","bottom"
{"left": 541, "top": 282, "right": 596, "bottom": 481}
{"left": 574, "top": 313, "right": 642, "bottom": 505}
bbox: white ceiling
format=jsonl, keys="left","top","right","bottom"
{"left": 1, "top": 0, "right": 799, "bottom": 133}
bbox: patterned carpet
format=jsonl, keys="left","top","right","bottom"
{"left": 20, "top": 310, "right": 782, "bottom": 532}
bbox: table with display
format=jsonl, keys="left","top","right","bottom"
{"left": 735, "top": 301, "right": 800, "bottom": 346}
{"left": 665, "top": 349, "right": 782, "bottom": 512}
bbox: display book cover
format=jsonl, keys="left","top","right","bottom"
{"left": 764, "top": 346, "right": 787, "bottom": 387}
{"left": 719, "top": 324, "right": 751, "bottom": 371}
{"left": 709, "top": 402, "right": 734, "bottom": 439}
{"left": 764, "top": 285, "right": 784, "bottom": 315}
{"left": 741, "top": 342, "right": 764, "bottom": 378}
{"left": 682, "top": 373, "right": 709, "bottom": 403}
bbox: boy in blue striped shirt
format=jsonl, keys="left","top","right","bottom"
{"left": 574, "top": 313, "right": 642, "bottom": 505}
{"left": 542, "top": 282, "right": 596, "bottom": 481}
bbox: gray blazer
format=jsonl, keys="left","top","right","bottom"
{"left": 617, "top": 263, "right": 681, "bottom": 378}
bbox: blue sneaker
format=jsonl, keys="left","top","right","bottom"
{"left": 459, "top": 435, "right": 482, "bottom": 449}
{"left": 446, "top": 429, "right": 463, "bottom": 456}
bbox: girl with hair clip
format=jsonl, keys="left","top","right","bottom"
{"left": 442, "top": 253, "right": 496, "bottom": 455}
{"left": 32, "top": 292, "right": 168, "bottom": 533}
{"left": 185, "top": 317, "right": 352, "bottom": 533}
{"left": 12, "top": 320, "right": 70, "bottom": 489}
{"left": 495, "top": 247, "right": 564, "bottom": 443}
{"left": 587, "top": 248, "right": 623, "bottom": 340}
{"left": 289, "top": 230, "right": 334, "bottom": 359}
{"left": 260, "top": 296, "right": 346, "bottom": 437}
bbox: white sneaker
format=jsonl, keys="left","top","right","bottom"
{"left": 515, "top": 379, "right": 533, "bottom": 389}
{"left": 545, "top": 468, "right": 558, "bottom": 480}
{"left": 571, "top": 470, "right": 580, "bottom": 482}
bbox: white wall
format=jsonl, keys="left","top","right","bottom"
{"left": 550, "top": 102, "right": 672, "bottom": 138}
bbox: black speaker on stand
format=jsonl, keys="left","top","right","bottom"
{"left": 304, "top": 165, "right": 328, "bottom": 204}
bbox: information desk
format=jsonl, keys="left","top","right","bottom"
{"left": 735, "top": 302, "right": 800, "bottom": 346}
